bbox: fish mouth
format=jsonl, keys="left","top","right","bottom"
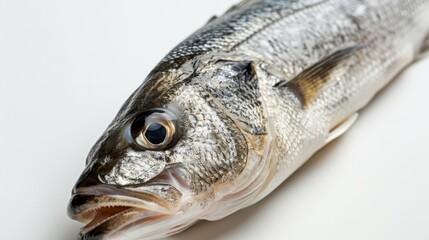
{"left": 68, "top": 184, "right": 182, "bottom": 239}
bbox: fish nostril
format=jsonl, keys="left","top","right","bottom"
{"left": 74, "top": 171, "right": 103, "bottom": 191}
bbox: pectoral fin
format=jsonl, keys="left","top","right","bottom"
{"left": 275, "top": 46, "right": 361, "bottom": 107}
{"left": 325, "top": 113, "right": 359, "bottom": 144}
{"left": 416, "top": 35, "right": 429, "bottom": 61}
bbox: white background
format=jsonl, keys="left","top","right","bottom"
{"left": 1, "top": 1, "right": 428, "bottom": 240}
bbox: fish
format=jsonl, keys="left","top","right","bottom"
{"left": 67, "top": 0, "right": 429, "bottom": 239}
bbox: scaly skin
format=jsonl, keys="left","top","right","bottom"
{"left": 68, "top": 0, "right": 429, "bottom": 239}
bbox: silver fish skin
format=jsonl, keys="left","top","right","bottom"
{"left": 68, "top": 0, "right": 429, "bottom": 239}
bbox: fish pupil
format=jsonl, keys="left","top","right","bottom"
{"left": 145, "top": 123, "right": 167, "bottom": 145}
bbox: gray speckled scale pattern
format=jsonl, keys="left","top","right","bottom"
{"left": 69, "top": 0, "right": 429, "bottom": 238}
{"left": 160, "top": 0, "right": 429, "bottom": 199}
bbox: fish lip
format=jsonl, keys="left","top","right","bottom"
{"left": 68, "top": 184, "right": 181, "bottom": 218}
{"left": 76, "top": 208, "right": 170, "bottom": 240}
{"left": 68, "top": 184, "right": 182, "bottom": 238}
{"left": 75, "top": 205, "right": 168, "bottom": 240}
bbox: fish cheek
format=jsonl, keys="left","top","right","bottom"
{"left": 183, "top": 59, "right": 269, "bottom": 200}
{"left": 180, "top": 119, "right": 247, "bottom": 195}
{"left": 168, "top": 85, "right": 248, "bottom": 196}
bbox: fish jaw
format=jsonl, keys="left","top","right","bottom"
{"left": 67, "top": 163, "right": 217, "bottom": 239}
{"left": 68, "top": 183, "right": 187, "bottom": 239}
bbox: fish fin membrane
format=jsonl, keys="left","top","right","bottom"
{"left": 206, "top": 15, "right": 218, "bottom": 24}
{"left": 224, "top": 0, "right": 260, "bottom": 14}
{"left": 275, "top": 46, "right": 361, "bottom": 107}
{"left": 421, "top": 33, "right": 429, "bottom": 53}
{"left": 415, "top": 34, "right": 429, "bottom": 61}
{"left": 326, "top": 113, "right": 359, "bottom": 144}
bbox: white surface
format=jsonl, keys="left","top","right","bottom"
{"left": 1, "top": 1, "right": 428, "bottom": 240}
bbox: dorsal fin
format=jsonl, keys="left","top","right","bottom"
{"left": 275, "top": 46, "right": 361, "bottom": 107}
{"left": 206, "top": 15, "right": 218, "bottom": 24}
{"left": 225, "top": 0, "right": 261, "bottom": 14}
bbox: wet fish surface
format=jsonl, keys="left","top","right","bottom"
{"left": 68, "top": 0, "right": 429, "bottom": 239}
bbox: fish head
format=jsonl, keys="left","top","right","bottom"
{"left": 68, "top": 55, "right": 268, "bottom": 239}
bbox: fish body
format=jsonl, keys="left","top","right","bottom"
{"left": 68, "top": 0, "right": 429, "bottom": 239}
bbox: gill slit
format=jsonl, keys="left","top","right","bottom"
{"left": 204, "top": 87, "right": 276, "bottom": 204}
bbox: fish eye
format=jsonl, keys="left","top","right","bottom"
{"left": 130, "top": 109, "right": 178, "bottom": 150}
